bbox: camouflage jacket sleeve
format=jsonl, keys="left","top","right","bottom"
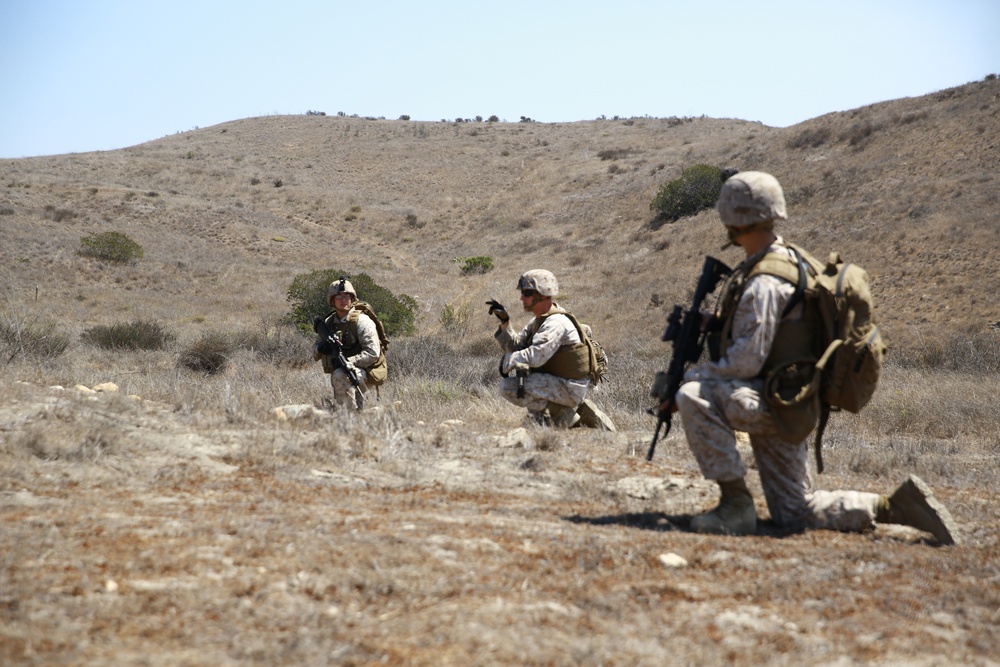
{"left": 494, "top": 319, "right": 529, "bottom": 353}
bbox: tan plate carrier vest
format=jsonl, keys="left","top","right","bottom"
{"left": 525, "top": 308, "right": 592, "bottom": 381}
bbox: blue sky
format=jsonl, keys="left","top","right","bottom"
{"left": 1, "top": 0, "right": 997, "bottom": 158}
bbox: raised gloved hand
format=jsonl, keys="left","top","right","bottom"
{"left": 486, "top": 299, "right": 509, "bottom": 323}
{"left": 317, "top": 339, "right": 334, "bottom": 356}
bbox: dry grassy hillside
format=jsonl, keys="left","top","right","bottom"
{"left": 2, "top": 77, "right": 998, "bottom": 351}
{"left": 2, "top": 79, "right": 999, "bottom": 666}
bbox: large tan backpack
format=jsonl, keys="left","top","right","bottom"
{"left": 347, "top": 301, "right": 388, "bottom": 385}
{"left": 759, "top": 243, "right": 887, "bottom": 472}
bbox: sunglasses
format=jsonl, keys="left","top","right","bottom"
{"left": 520, "top": 289, "right": 537, "bottom": 298}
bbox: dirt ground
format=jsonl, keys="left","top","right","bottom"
{"left": 2, "top": 380, "right": 997, "bottom": 666}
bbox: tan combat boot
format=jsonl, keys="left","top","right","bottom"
{"left": 876, "top": 475, "right": 960, "bottom": 545}
{"left": 690, "top": 477, "right": 757, "bottom": 536}
{"left": 546, "top": 402, "right": 579, "bottom": 429}
{"left": 575, "top": 398, "right": 617, "bottom": 431}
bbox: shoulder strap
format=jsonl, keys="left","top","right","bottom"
{"left": 526, "top": 306, "right": 566, "bottom": 337}
{"left": 745, "top": 245, "right": 809, "bottom": 318}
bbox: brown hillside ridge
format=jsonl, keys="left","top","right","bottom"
{"left": 1, "top": 78, "right": 999, "bottom": 665}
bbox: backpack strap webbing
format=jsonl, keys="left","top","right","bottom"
{"left": 814, "top": 403, "right": 831, "bottom": 474}
{"left": 746, "top": 247, "right": 809, "bottom": 318}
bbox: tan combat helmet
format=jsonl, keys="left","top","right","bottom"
{"left": 716, "top": 171, "right": 787, "bottom": 227}
{"left": 517, "top": 270, "right": 559, "bottom": 297}
{"left": 328, "top": 276, "right": 357, "bottom": 304}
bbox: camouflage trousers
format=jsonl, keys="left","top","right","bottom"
{"left": 676, "top": 378, "right": 881, "bottom": 532}
{"left": 330, "top": 367, "right": 370, "bottom": 411}
{"left": 499, "top": 372, "right": 589, "bottom": 412}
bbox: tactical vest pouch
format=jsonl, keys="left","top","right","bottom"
{"left": 366, "top": 355, "right": 387, "bottom": 385}
{"left": 764, "top": 357, "right": 822, "bottom": 443}
{"left": 321, "top": 354, "right": 335, "bottom": 374}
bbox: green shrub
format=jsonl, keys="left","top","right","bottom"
{"left": 0, "top": 313, "right": 70, "bottom": 360}
{"left": 178, "top": 333, "right": 232, "bottom": 374}
{"left": 77, "top": 231, "right": 144, "bottom": 264}
{"left": 649, "top": 164, "right": 727, "bottom": 223}
{"left": 81, "top": 320, "right": 175, "bottom": 350}
{"left": 286, "top": 270, "right": 418, "bottom": 336}
{"left": 454, "top": 255, "right": 494, "bottom": 275}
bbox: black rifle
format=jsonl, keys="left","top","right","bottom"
{"left": 314, "top": 315, "right": 365, "bottom": 409}
{"left": 646, "top": 255, "right": 732, "bottom": 461}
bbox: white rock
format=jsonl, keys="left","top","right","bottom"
{"left": 496, "top": 427, "right": 532, "bottom": 449}
{"left": 658, "top": 553, "right": 688, "bottom": 569}
{"left": 272, "top": 404, "right": 328, "bottom": 421}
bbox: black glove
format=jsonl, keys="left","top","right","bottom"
{"left": 486, "top": 299, "right": 509, "bottom": 323}
{"left": 317, "top": 339, "right": 334, "bottom": 356}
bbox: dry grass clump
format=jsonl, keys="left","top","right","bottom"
{"left": 0, "top": 310, "right": 71, "bottom": 361}
{"left": 178, "top": 331, "right": 232, "bottom": 374}
{"left": 82, "top": 319, "right": 176, "bottom": 351}
{"left": 890, "top": 329, "right": 1000, "bottom": 374}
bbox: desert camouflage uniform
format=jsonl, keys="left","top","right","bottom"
{"left": 495, "top": 305, "right": 590, "bottom": 414}
{"left": 313, "top": 308, "right": 380, "bottom": 410}
{"left": 676, "top": 239, "right": 881, "bottom": 532}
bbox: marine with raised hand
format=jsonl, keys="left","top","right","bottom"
{"left": 488, "top": 270, "right": 614, "bottom": 430}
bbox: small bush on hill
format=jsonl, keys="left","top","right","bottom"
{"left": 649, "top": 164, "right": 728, "bottom": 223}
{"left": 597, "top": 148, "right": 634, "bottom": 161}
{"left": 841, "top": 121, "right": 879, "bottom": 148}
{"left": 82, "top": 320, "right": 175, "bottom": 350}
{"left": 77, "top": 231, "right": 144, "bottom": 264}
{"left": 454, "top": 256, "right": 494, "bottom": 275}
{"left": 43, "top": 205, "right": 77, "bottom": 222}
{"left": 787, "top": 127, "right": 832, "bottom": 149}
{"left": 286, "top": 270, "right": 418, "bottom": 337}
